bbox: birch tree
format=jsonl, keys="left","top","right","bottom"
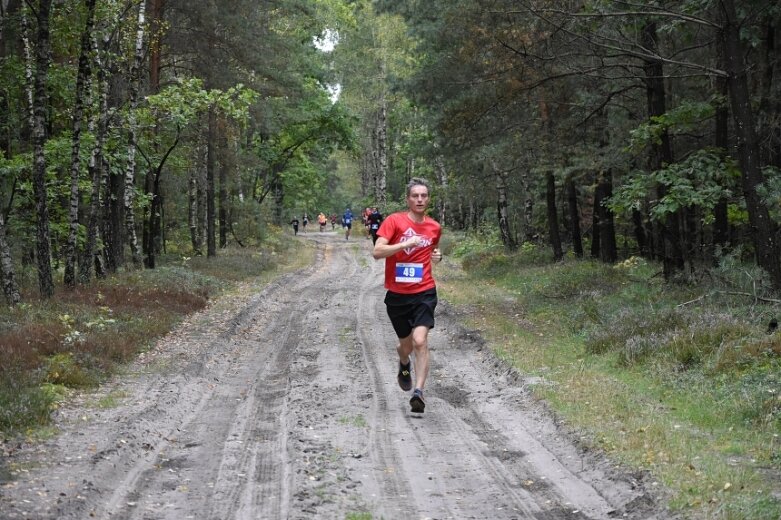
{"left": 64, "top": 0, "right": 96, "bottom": 288}
{"left": 25, "top": 0, "right": 54, "bottom": 298}
{"left": 123, "top": 0, "right": 146, "bottom": 268}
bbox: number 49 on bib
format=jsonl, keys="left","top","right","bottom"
{"left": 395, "top": 262, "right": 423, "bottom": 283}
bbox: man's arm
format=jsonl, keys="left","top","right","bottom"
{"left": 372, "top": 235, "right": 421, "bottom": 260}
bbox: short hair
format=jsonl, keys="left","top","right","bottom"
{"left": 406, "top": 177, "right": 431, "bottom": 197}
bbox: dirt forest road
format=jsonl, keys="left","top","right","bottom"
{"left": 1, "top": 232, "right": 670, "bottom": 520}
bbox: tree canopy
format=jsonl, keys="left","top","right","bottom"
{"left": 1, "top": 0, "right": 780, "bottom": 302}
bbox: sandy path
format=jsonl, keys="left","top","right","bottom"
{"left": 0, "top": 232, "right": 669, "bottom": 519}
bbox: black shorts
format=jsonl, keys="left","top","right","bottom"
{"left": 384, "top": 288, "right": 437, "bottom": 339}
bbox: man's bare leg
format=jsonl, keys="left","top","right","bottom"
{"left": 410, "top": 326, "right": 430, "bottom": 390}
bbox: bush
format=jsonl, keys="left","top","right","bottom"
{"left": 43, "top": 352, "right": 99, "bottom": 388}
{"left": 0, "top": 369, "right": 54, "bottom": 432}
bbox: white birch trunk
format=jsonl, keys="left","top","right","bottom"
{"left": 124, "top": 0, "right": 146, "bottom": 268}
{"left": 26, "top": 0, "right": 54, "bottom": 298}
{"left": 21, "top": 6, "right": 34, "bottom": 131}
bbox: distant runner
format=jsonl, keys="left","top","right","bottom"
{"left": 367, "top": 207, "right": 383, "bottom": 244}
{"left": 372, "top": 178, "right": 442, "bottom": 414}
{"left": 302, "top": 213, "right": 309, "bottom": 233}
{"left": 342, "top": 208, "right": 353, "bottom": 241}
{"left": 317, "top": 212, "right": 328, "bottom": 232}
{"left": 363, "top": 207, "right": 372, "bottom": 238}
{"left": 290, "top": 216, "right": 300, "bottom": 236}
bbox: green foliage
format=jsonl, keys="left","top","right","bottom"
{"left": 450, "top": 227, "right": 503, "bottom": 258}
{"left": 609, "top": 149, "right": 738, "bottom": 221}
{"left": 44, "top": 352, "right": 98, "bottom": 388}
{"left": 257, "top": 90, "right": 356, "bottom": 211}
{"left": 628, "top": 101, "right": 716, "bottom": 152}
{"left": 711, "top": 247, "right": 774, "bottom": 295}
{"left": 756, "top": 166, "right": 781, "bottom": 221}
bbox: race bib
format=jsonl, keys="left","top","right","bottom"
{"left": 395, "top": 263, "right": 423, "bottom": 283}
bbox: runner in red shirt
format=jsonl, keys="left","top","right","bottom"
{"left": 372, "top": 177, "right": 442, "bottom": 413}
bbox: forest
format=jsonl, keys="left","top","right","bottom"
{"left": 0, "top": 0, "right": 779, "bottom": 302}
{"left": 1, "top": 2, "right": 781, "bottom": 518}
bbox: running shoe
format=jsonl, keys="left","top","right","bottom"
{"left": 409, "top": 388, "right": 425, "bottom": 413}
{"left": 397, "top": 361, "right": 412, "bottom": 391}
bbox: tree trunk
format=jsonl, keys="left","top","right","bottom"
{"left": 434, "top": 154, "right": 447, "bottom": 225}
{"left": 0, "top": 205, "right": 20, "bottom": 304}
{"left": 360, "top": 150, "right": 371, "bottom": 197}
{"left": 64, "top": 0, "right": 96, "bottom": 288}
{"left": 590, "top": 179, "right": 601, "bottom": 259}
{"left": 520, "top": 171, "right": 534, "bottom": 243}
{"left": 492, "top": 159, "right": 515, "bottom": 250}
{"left": 198, "top": 147, "right": 207, "bottom": 253}
{"left": 632, "top": 209, "right": 649, "bottom": 258}
{"left": 206, "top": 108, "right": 217, "bottom": 257}
{"left": 123, "top": 0, "right": 146, "bottom": 268}
{"left": 721, "top": 0, "right": 781, "bottom": 288}
{"left": 189, "top": 164, "right": 202, "bottom": 255}
{"left": 218, "top": 120, "right": 228, "bottom": 248}
{"left": 27, "top": 0, "right": 54, "bottom": 298}
{"left": 79, "top": 31, "right": 109, "bottom": 284}
{"left": 596, "top": 171, "right": 617, "bottom": 263}
{"left": 148, "top": 0, "right": 164, "bottom": 94}
{"left": 375, "top": 100, "right": 387, "bottom": 206}
{"left": 642, "top": 21, "right": 684, "bottom": 280}
{"left": 147, "top": 167, "right": 163, "bottom": 267}
{"left": 104, "top": 161, "right": 124, "bottom": 272}
{"left": 141, "top": 0, "right": 164, "bottom": 267}
{"left": 757, "top": 19, "right": 779, "bottom": 168}
{"left": 565, "top": 176, "right": 583, "bottom": 258}
{"left": 713, "top": 76, "right": 730, "bottom": 256}
{"left": 546, "top": 171, "right": 563, "bottom": 261}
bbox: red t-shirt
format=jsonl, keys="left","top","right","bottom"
{"left": 377, "top": 212, "right": 441, "bottom": 294}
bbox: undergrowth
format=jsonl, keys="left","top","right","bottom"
{"left": 0, "top": 234, "right": 303, "bottom": 436}
{"left": 439, "top": 231, "right": 781, "bottom": 520}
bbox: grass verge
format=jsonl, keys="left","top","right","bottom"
{"left": 0, "top": 232, "right": 313, "bottom": 437}
{"left": 437, "top": 234, "right": 781, "bottom": 520}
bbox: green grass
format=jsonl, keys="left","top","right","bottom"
{"left": 92, "top": 389, "right": 130, "bottom": 409}
{"left": 338, "top": 414, "right": 368, "bottom": 428}
{"left": 0, "top": 232, "right": 310, "bottom": 436}
{"left": 345, "top": 513, "right": 373, "bottom": 520}
{"left": 439, "top": 237, "right": 781, "bottom": 520}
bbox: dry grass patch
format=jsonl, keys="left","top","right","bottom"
{"left": 0, "top": 239, "right": 308, "bottom": 435}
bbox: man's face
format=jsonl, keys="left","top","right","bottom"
{"left": 407, "top": 185, "right": 430, "bottom": 213}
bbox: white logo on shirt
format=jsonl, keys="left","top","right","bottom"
{"left": 401, "top": 227, "right": 432, "bottom": 255}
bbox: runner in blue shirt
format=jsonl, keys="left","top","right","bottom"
{"left": 342, "top": 208, "right": 353, "bottom": 240}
